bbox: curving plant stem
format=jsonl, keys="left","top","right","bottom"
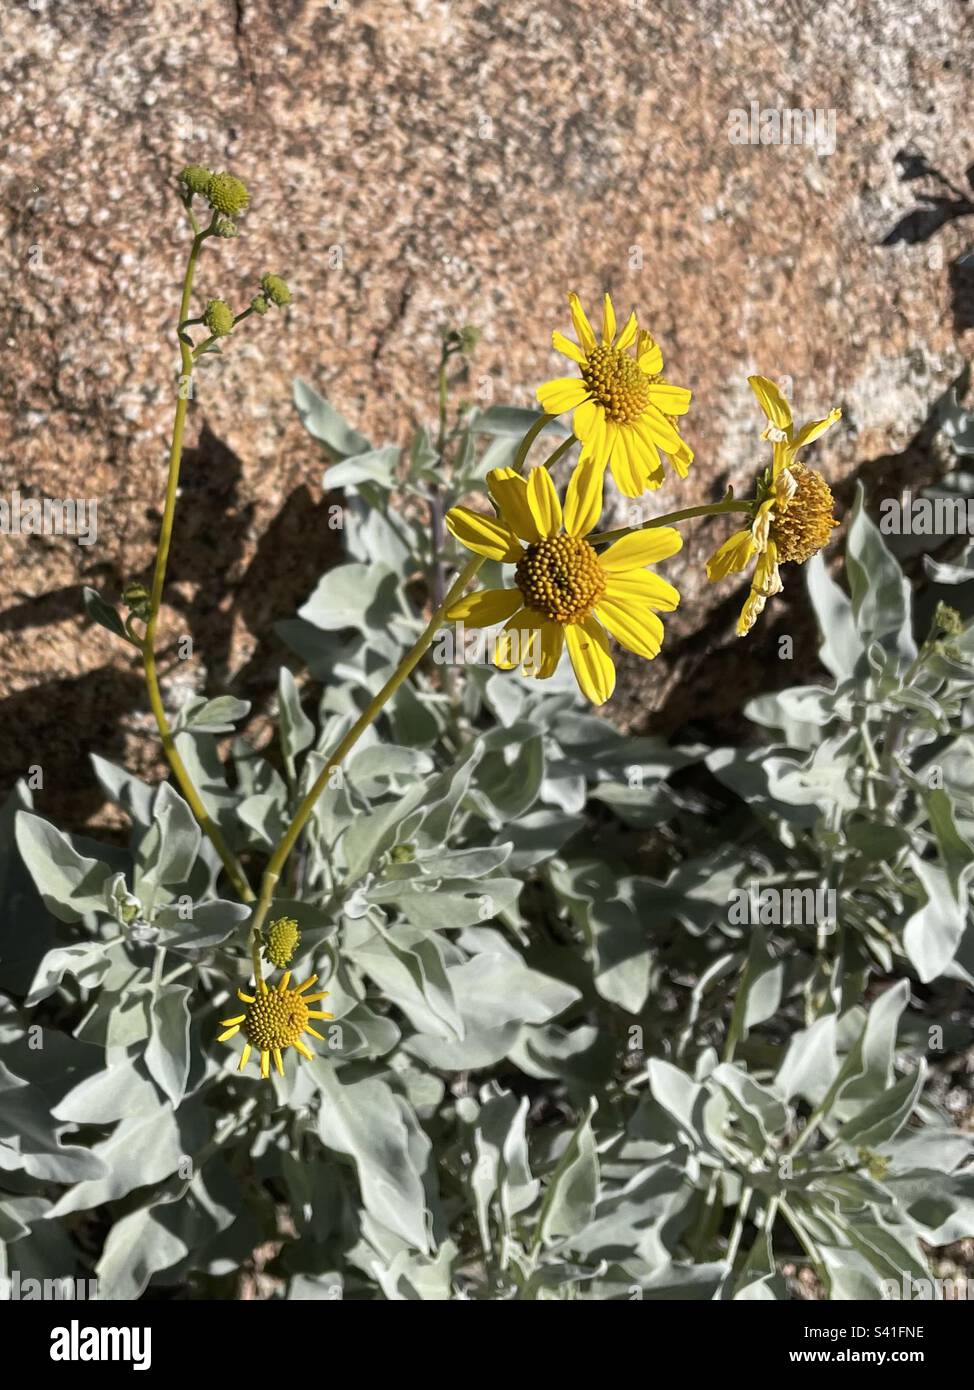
{"left": 140, "top": 217, "right": 255, "bottom": 904}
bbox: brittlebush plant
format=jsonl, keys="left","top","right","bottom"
{"left": 3, "top": 174, "right": 973, "bottom": 1301}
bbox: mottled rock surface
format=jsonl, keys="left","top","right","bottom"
{"left": 1, "top": 0, "right": 972, "bottom": 829}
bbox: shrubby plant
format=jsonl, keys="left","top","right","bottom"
{"left": 0, "top": 176, "right": 971, "bottom": 1301}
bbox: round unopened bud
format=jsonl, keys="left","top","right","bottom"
{"left": 260, "top": 273, "right": 291, "bottom": 307}
{"left": 180, "top": 164, "right": 213, "bottom": 197}
{"left": 202, "top": 299, "right": 234, "bottom": 337}
{"left": 389, "top": 843, "right": 415, "bottom": 864}
{"left": 206, "top": 171, "right": 250, "bottom": 217}
{"left": 934, "top": 602, "right": 963, "bottom": 637}
{"left": 459, "top": 325, "right": 480, "bottom": 352}
{"left": 263, "top": 916, "right": 301, "bottom": 969}
{"left": 214, "top": 216, "right": 238, "bottom": 239}
{"left": 250, "top": 294, "right": 269, "bottom": 315}
{"left": 121, "top": 581, "right": 151, "bottom": 620}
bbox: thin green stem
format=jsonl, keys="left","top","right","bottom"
{"left": 590, "top": 499, "right": 752, "bottom": 546}
{"left": 245, "top": 553, "right": 486, "bottom": 974}
{"left": 140, "top": 227, "right": 254, "bottom": 904}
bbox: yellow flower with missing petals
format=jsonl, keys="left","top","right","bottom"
{"left": 536, "top": 292, "right": 693, "bottom": 498}
{"left": 445, "top": 463, "right": 681, "bottom": 705}
{"left": 218, "top": 972, "right": 333, "bottom": 1079}
{"left": 706, "top": 375, "right": 841, "bottom": 636}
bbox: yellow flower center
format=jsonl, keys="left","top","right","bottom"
{"left": 582, "top": 345, "right": 650, "bottom": 423}
{"left": 515, "top": 535, "right": 606, "bottom": 623}
{"left": 771, "top": 465, "right": 838, "bottom": 564}
{"left": 244, "top": 989, "right": 309, "bottom": 1050}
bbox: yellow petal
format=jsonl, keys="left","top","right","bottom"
{"left": 217, "top": 1025, "right": 240, "bottom": 1042}
{"left": 580, "top": 405, "right": 610, "bottom": 469}
{"left": 593, "top": 598, "right": 665, "bottom": 659}
{"left": 564, "top": 456, "right": 603, "bottom": 537}
{"left": 615, "top": 310, "right": 638, "bottom": 351}
{"left": 239, "top": 1044, "right": 252, "bottom": 1072}
{"left": 572, "top": 397, "right": 601, "bottom": 444}
{"left": 293, "top": 1039, "right": 314, "bottom": 1060}
{"left": 602, "top": 291, "right": 616, "bottom": 344}
{"left": 486, "top": 467, "right": 540, "bottom": 542}
{"left": 748, "top": 375, "right": 793, "bottom": 431}
{"left": 260, "top": 1051, "right": 270, "bottom": 1079}
{"left": 278, "top": 971, "right": 291, "bottom": 993}
{"left": 307, "top": 1010, "right": 334, "bottom": 1019}
{"left": 220, "top": 1014, "right": 246, "bottom": 1027}
{"left": 526, "top": 466, "right": 562, "bottom": 540}
{"left": 446, "top": 587, "right": 524, "bottom": 626}
{"left": 604, "top": 569, "right": 680, "bottom": 612}
{"left": 445, "top": 506, "right": 521, "bottom": 562}
{"left": 273, "top": 1048, "right": 284, "bottom": 1076}
{"left": 296, "top": 974, "right": 319, "bottom": 993}
{"left": 537, "top": 376, "right": 589, "bottom": 414}
{"left": 494, "top": 609, "right": 544, "bottom": 671}
{"left": 600, "top": 526, "right": 683, "bottom": 571}
{"left": 552, "top": 330, "right": 587, "bottom": 365}
{"left": 638, "top": 404, "right": 684, "bottom": 454}
{"left": 237, "top": 990, "right": 255, "bottom": 1004}
{"left": 568, "top": 292, "right": 597, "bottom": 354}
{"left": 565, "top": 618, "right": 616, "bottom": 705}
{"left": 706, "top": 529, "right": 757, "bottom": 581}
{"left": 791, "top": 408, "right": 841, "bottom": 450}
{"left": 669, "top": 439, "right": 694, "bottom": 477}
{"left": 647, "top": 382, "right": 692, "bottom": 417}
{"left": 535, "top": 622, "right": 565, "bottom": 678}
{"left": 636, "top": 329, "right": 663, "bottom": 375}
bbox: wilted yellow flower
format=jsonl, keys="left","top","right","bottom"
{"left": 706, "top": 375, "right": 841, "bottom": 636}
{"left": 445, "top": 463, "right": 681, "bottom": 705}
{"left": 218, "top": 972, "right": 332, "bottom": 1079}
{"left": 536, "top": 292, "right": 692, "bottom": 498}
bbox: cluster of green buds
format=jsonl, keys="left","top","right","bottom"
{"left": 250, "top": 273, "right": 292, "bottom": 317}
{"left": 442, "top": 324, "right": 480, "bottom": 357}
{"left": 179, "top": 165, "right": 250, "bottom": 223}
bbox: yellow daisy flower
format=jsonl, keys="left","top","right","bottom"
{"left": 536, "top": 291, "right": 693, "bottom": 499}
{"left": 706, "top": 375, "right": 841, "bottom": 636}
{"left": 218, "top": 972, "right": 333, "bottom": 1079}
{"left": 444, "top": 463, "right": 681, "bottom": 706}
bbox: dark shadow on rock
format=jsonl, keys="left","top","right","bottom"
{"left": 882, "top": 151, "right": 974, "bottom": 332}
{"left": 0, "top": 666, "right": 147, "bottom": 829}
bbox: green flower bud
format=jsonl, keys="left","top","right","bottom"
{"left": 459, "top": 325, "right": 480, "bottom": 352}
{"left": 263, "top": 916, "right": 301, "bottom": 969}
{"left": 121, "top": 581, "right": 151, "bottom": 620}
{"left": 389, "top": 843, "right": 415, "bottom": 864}
{"left": 213, "top": 216, "right": 238, "bottom": 239}
{"left": 934, "top": 602, "right": 963, "bottom": 637}
{"left": 260, "top": 273, "right": 292, "bottom": 307}
{"left": 206, "top": 171, "right": 250, "bottom": 217}
{"left": 250, "top": 294, "right": 269, "bottom": 315}
{"left": 180, "top": 164, "right": 213, "bottom": 197}
{"left": 203, "top": 299, "right": 234, "bottom": 337}
{"left": 857, "top": 1147, "right": 890, "bottom": 1182}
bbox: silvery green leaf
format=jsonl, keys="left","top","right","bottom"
{"left": 710, "top": 1064, "right": 790, "bottom": 1147}
{"left": 774, "top": 1014, "right": 839, "bottom": 1104}
{"left": 829, "top": 979, "right": 910, "bottom": 1122}
{"left": 82, "top": 587, "right": 128, "bottom": 640}
{"left": 365, "top": 876, "right": 521, "bottom": 931}
{"left": 15, "top": 812, "right": 113, "bottom": 922}
{"left": 144, "top": 985, "right": 192, "bottom": 1106}
{"left": 325, "top": 445, "right": 400, "bottom": 489}
{"left": 53, "top": 1061, "right": 162, "bottom": 1124}
{"left": 25, "top": 943, "right": 112, "bottom": 1007}
{"left": 836, "top": 1063, "right": 926, "bottom": 1150}
{"left": 818, "top": 1243, "right": 888, "bottom": 1299}
{"left": 95, "top": 1204, "right": 187, "bottom": 1300}
{"left": 91, "top": 756, "right": 155, "bottom": 831}
{"left": 355, "top": 931, "right": 463, "bottom": 1039}
{"left": 175, "top": 695, "right": 251, "bottom": 733}
{"left": 299, "top": 561, "right": 399, "bottom": 635}
{"left": 806, "top": 552, "right": 863, "bottom": 680}
{"left": 294, "top": 378, "right": 371, "bottom": 457}
{"left": 903, "top": 856, "right": 968, "bottom": 982}
{"left": 47, "top": 1106, "right": 184, "bottom": 1216}
{"left": 470, "top": 406, "right": 569, "bottom": 438}
{"left": 845, "top": 483, "right": 917, "bottom": 663}
{"left": 568, "top": 1163, "right": 688, "bottom": 1267}
{"left": 154, "top": 897, "right": 249, "bottom": 952}
{"left": 236, "top": 791, "right": 288, "bottom": 850}
{"left": 310, "top": 1062, "right": 430, "bottom": 1251}
{"left": 277, "top": 666, "right": 315, "bottom": 781}
{"left": 924, "top": 541, "right": 974, "bottom": 584}
{"left": 135, "top": 783, "right": 201, "bottom": 901}
{"left": 537, "top": 1099, "right": 599, "bottom": 1243}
